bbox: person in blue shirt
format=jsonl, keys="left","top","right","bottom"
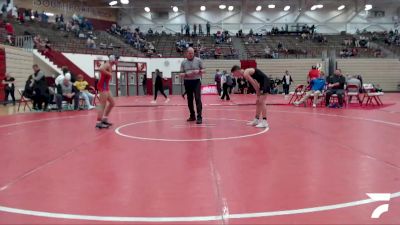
{"left": 294, "top": 78, "right": 326, "bottom": 107}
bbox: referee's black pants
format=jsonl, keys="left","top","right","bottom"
{"left": 184, "top": 79, "right": 202, "bottom": 119}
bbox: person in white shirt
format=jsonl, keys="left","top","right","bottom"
{"left": 281, "top": 70, "right": 293, "bottom": 96}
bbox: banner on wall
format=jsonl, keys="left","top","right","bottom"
{"left": 137, "top": 63, "right": 146, "bottom": 72}
{"left": 14, "top": 0, "right": 117, "bottom": 21}
{"left": 201, "top": 85, "right": 218, "bottom": 95}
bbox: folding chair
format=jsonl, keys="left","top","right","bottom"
{"left": 361, "top": 84, "right": 384, "bottom": 106}
{"left": 365, "top": 92, "right": 384, "bottom": 106}
{"left": 346, "top": 84, "right": 362, "bottom": 106}
{"left": 17, "top": 89, "right": 32, "bottom": 111}
{"left": 288, "top": 84, "right": 305, "bottom": 104}
{"left": 307, "top": 91, "right": 325, "bottom": 107}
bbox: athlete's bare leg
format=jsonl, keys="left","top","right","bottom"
{"left": 259, "top": 95, "right": 267, "bottom": 118}
{"left": 104, "top": 92, "right": 115, "bottom": 117}
{"left": 97, "top": 92, "right": 108, "bottom": 121}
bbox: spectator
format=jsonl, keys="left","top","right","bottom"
{"left": 33, "top": 34, "right": 43, "bottom": 50}
{"left": 56, "top": 78, "right": 80, "bottom": 111}
{"left": 294, "top": 78, "right": 325, "bottom": 108}
{"left": 142, "top": 75, "right": 147, "bottom": 95}
{"left": 23, "top": 75, "right": 34, "bottom": 100}
{"left": 237, "top": 77, "right": 248, "bottom": 94}
{"left": 151, "top": 69, "right": 170, "bottom": 103}
{"left": 320, "top": 71, "right": 327, "bottom": 80}
{"left": 308, "top": 65, "right": 320, "bottom": 82}
{"left": 62, "top": 66, "right": 75, "bottom": 82}
{"left": 199, "top": 24, "right": 203, "bottom": 35}
{"left": 33, "top": 10, "right": 39, "bottom": 19}
{"left": 374, "top": 49, "right": 382, "bottom": 57}
{"left": 226, "top": 36, "right": 232, "bottom": 44}
{"left": 5, "top": 22, "right": 14, "bottom": 35}
{"left": 2, "top": 73, "right": 15, "bottom": 105}
{"left": 206, "top": 21, "right": 210, "bottom": 36}
{"left": 325, "top": 69, "right": 346, "bottom": 108}
{"left": 74, "top": 74, "right": 95, "bottom": 110}
{"left": 281, "top": 70, "right": 293, "bottom": 97}
{"left": 185, "top": 23, "right": 190, "bottom": 36}
{"left": 264, "top": 46, "right": 272, "bottom": 58}
{"left": 148, "top": 42, "right": 156, "bottom": 52}
{"left": 31, "top": 64, "right": 49, "bottom": 111}
{"left": 1, "top": 3, "right": 6, "bottom": 19}
{"left": 278, "top": 42, "right": 283, "bottom": 49}
{"left": 310, "top": 25, "right": 315, "bottom": 34}
{"left": 220, "top": 71, "right": 232, "bottom": 101}
{"left": 214, "top": 46, "right": 222, "bottom": 58}
{"left": 87, "top": 37, "right": 96, "bottom": 49}
{"left": 238, "top": 29, "right": 243, "bottom": 37}
{"left": 214, "top": 69, "right": 222, "bottom": 95}
{"left": 43, "top": 38, "right": 51, "bottom": 53}
{"left": 346, "top": 75, "right": 362, "bottom": 99}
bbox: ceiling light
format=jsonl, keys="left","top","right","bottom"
{"left": 316, "top": 4, "right": 323, "bottom": 9}
{"left": 200, "top": 6, "right": 206, "bottom": 11}
{"left": 219, "top": 4, "right": 226, "bottom": 9}
{"left": 144, "top": 7, "right": 150, "bottom": 12}
{"left": 338, "top": 5, "right": 345, "bottom": 10}
{"left": 109, "top": 1, "right": 117, "bottom": 6}
{"left": 44, "top": 12, "right": 54, "bottom": 16}
{"left": 256, "top": 6, "right": 262, "bottom": 11}
{"left": 268, "top": 4, "right": 275, "bottom": 9}
{"left": 172, "top": 6, "right": 178, "bottom": 12}
{"left": 284, "top": 6, "right": 290, "bottom": 11}
{"left": 228, "top": 6, "right": 234, "bottom": 11}
{"left": 365, "top": 4, "right": 372, "bottom": 11}
{"left": 311, "top": 5, "right": 317, "bottom": 10}
{"left": 120, "top": 0, "right": 129, "bottom": 4}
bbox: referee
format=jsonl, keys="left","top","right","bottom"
{"left": 180, "top": 47, "right": 205, "bottom": 124}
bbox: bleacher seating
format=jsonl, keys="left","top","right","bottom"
{"left": 10, "top": 20, "right": 141, "bottom": 56}
{"left": 242, "top": 34, "right": 378, "bottom": 59}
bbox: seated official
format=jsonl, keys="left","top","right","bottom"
{"left": 325, "top": 69, "right": 346, "bottom": 108}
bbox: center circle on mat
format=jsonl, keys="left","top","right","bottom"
{"left": 115, "top": 118, "right": 268, "bottom": 141}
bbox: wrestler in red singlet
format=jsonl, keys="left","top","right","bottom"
{"left": 96, "top": 55, "right": 118, "bottom": 129}
{"left": 97, "top": 69, "right": 111, "bottom": 92}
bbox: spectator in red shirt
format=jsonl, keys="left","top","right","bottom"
{"left": 214, "top": 46, "right": 222, "bottom": 59}
{"left": 308, "top": 65, "right": 320, "bottom": 82}
{"left": 5, "top": 22, "right": 14, "bottom": 35}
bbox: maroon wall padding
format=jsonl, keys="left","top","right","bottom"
{"left": 0, "top": 47, "right": 6, "bottom": 101}
{"left": 147, "top": 79, "right": 153, "bottom": 96}
{"left": 240, "top": 60, "right": 257, "bottom": 69}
